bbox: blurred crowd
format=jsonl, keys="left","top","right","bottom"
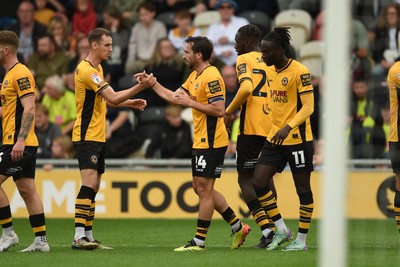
{"left": 0, "top": 0, "right": 397, "bottom": 165}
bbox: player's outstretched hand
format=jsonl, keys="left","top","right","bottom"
{"left": 126, "top": 99, "right": 147, "bottom": 111}
{"left": 134, "top": 71, "right": 156, "bottom": 88}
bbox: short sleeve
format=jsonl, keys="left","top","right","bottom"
{"left": 236, "top": 55, "right": 251, "bottom": 83}
{"left": 297, "top": 66, "right": 313, "bottom": 94}
{"left": 13, "top": 72, "right": 35, "bottom": 98}
{"left": 206, "top": 77, "right": 224, "bottom": 104}
{"left": 81, "top": 69, "right": 109, "bottom": 94}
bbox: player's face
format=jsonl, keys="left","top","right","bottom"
{"left": 182, "top": 42, "right": 197, "bottom": 69}
{"left": 98, "top": 35, "right": 113, "bottom": 60}
{"left": 234, "top": 32, "right": 246, "bottom": 55}
{"left": 260, "top": 39, "right": 280, "bottom": 67}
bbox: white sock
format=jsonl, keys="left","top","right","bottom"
{"left": 262, "top": 228, "right": 273, "bottom": 238}
{"left": 274, "top": 218, "right": 288, "bottom": 233}
{"left": 296, "top": 233, "right": 307, "bottom": 244}
{"left": 2, "top": 226, "right": 14, "bottom": 236}
{"left": 35, "top": 235, "right": 47, "bottom": 244}
{"left": 231, "top": 221, "right": 241, "bottom": 232}
{"left": 193, "top": 237, "right": 205, "bottom": 247}
{"left": 74, "top": 227, "right": 85, "bottom": 240}
{"left": 85, "top": 230, "right": 94, "bottom": 242}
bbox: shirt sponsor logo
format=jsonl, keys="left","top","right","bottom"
{"left": 237, "top": 63, "right": 246, "bottom": 76}
{"left": 208, "top": 80, "right": 222, "bottom": 94}
{"left": 270, "top": 90, "right": 288, "bottom": 103}
{"left": 91, "top": 73, "right": 102, "bottom": 84}
{"left": 300, "top": 73, "right": 312, "bottom": 87}
{"left": 17, "top": 77, "right": 31, "bottom": 90}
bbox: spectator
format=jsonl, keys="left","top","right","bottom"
{"left": 125, "top": 1, "right": 167, "bottom": 74}
{"left": 207, "top": 0, "right": 248, "bottom": 66}
{"left": 352, "top": 0, "right": 392, "bottom": 31}
{"left": 102, "top": 4, "right": 131, "bottom": 88}
{"left": 43, "top": 134, "right": 76, "bottom": 171}
{"left": 7, "top": 0, "right": 48, "bottom": 63}
{"left": 139, "top": 38, "right": 185, "bottom": 107}
{"left": 35, "top": 103, "right": 62, "bottom": 159}
{"left": 41, "top": 75, "right": 77, "bottom": 135}
{"left": 47, "top": 16, "right": 77, "bottom": 57}
{"left": 145, "top": 105, "right": 192, "bottom": 159}
{"left": 351, "top": 18, "right": 373, "bottom": 81}
{"left": 349, "top": 78, "right": 379, "bottom": 158}
{"left": 27, "top": 34, "right": 70, "bottom": 95}
{"left": 109, "top": 0, "right": 145, "bottom": 27}
{"left": 64, "top": 36, "right": 90, "bottom": 90}
{"left": 168, "top": 9, "right": 201, "bottom": 54}
{"left": 72, "top": 0, "right": 98, "bottom": 40}
{"left": 33, "top": 0, "right": 66, "bottom": 26}
{"left": 371, "top": 3, "right": 400, "bottom": 80}
{"left": 370, "top": 104, "right": 391, "bottom": 159}
{"left": 221, "top": 64, "right": 238, "bottom": 109}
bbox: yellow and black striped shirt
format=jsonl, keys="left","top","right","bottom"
{"left": 72, "top": 60, "right": 109, "bottom": 142}
{"left": 1, "top": 62, "right": 38, "bottom": 146}
{"left": 181, "top": 66, "right": 228, "bottom": 149}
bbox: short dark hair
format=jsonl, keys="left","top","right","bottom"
{"left": 137, "top": 1, "right": 157, "bottom": 13}
{"left": 237, "top": 24, "right": 261, "bottom": 43}
{"left": 185, "top": 36, "right": 213, "bottom": 61}
{"left": 38, "top": 33, "right": 56, "bottom": 46}
{"left": 0, "top": 30, "right": 19, "bottom": 50}
{"left": 88, "top": 28, "right": 111, "bottom": 45}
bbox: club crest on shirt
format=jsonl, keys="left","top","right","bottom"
{"left": 195, "top": 82, "right": 199, "bottom": 90}
{"left": 90, "top": 155, "right": 98, "bottom": 165}
{"left": 91, "top": 73, "right": 102, "bottom": 84}
{"left": 281, "top": 77, "right": 288, "bottom": 86}
{"left": 2, "top": 80, "right": 8, "bottom": 89}
{"left": 397, "top": 73, "right": 400, "bottom": 79}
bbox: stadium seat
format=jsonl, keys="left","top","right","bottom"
{"left": 193, "top": 11, "right": 221, "bottom": 35}
{"left": 239, "top": 11, "right": 271, "bottom": 36}
{"left": 298, "top": 40, "right": 325, "bottom": 78}
{"left": 274, "top": 9, "right": 313, "bottom": 55}
{"left": 156, "top": 11, "right": 176, "bottom": 31}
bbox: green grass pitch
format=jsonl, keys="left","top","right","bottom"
{"left": 1, "top": 219, "right": 399, "bottom": 267}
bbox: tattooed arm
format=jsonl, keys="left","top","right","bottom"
{"left": 11, "top": 94, "right": 35, "bottom": 162}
